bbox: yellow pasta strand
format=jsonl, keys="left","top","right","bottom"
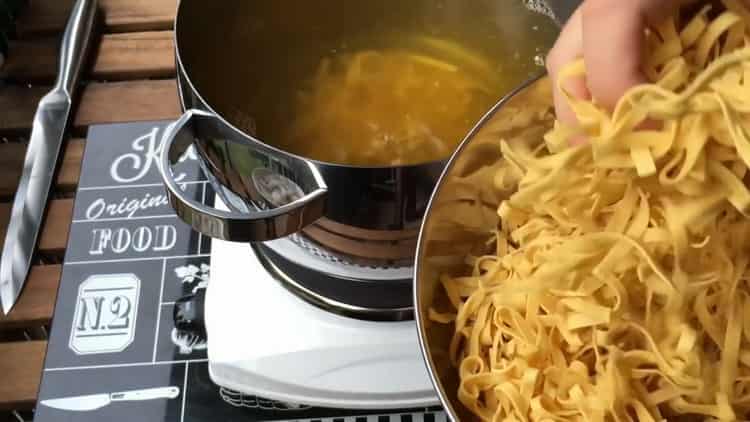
{"left": 431, "top": 3, "right": 750, "bottom": 421}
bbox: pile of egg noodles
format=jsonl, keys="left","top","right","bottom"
{"left": 431, "top": 1, "right": 750, "bottom": 421}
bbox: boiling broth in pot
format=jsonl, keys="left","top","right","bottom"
{"left": 180, "top": 0, "right": 557, "bottom": 166}
{"left": 279, "top": 38, "right": 502, "bottom": 166}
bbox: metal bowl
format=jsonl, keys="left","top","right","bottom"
{"left": 414, "top": 75, "right": 555, "bottom": 421}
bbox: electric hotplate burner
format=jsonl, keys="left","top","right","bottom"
{"left": 252, "top": 244, "right": 413, "bottom": 321}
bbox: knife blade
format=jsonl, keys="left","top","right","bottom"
{"left": 0, "top": 0, "right": 97, "bottom": 314}
{"left": 40, "top": 386, "right": 181, "bottom": 412}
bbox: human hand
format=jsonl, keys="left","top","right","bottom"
{"left": 545, "top": 0, "right": 688, "bottom": 127}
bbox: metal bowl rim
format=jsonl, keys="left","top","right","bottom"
{"left": 412, "top": 73, "right": 545, "bottom": 422}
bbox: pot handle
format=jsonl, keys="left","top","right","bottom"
{"left": 159, "top": 110, "right": 328, "bottom": 242}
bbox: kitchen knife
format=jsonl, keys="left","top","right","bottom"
{"left": 40, "top": 386, "right": 181, "bottom": 412}
{"left": 0, "top": 0, "right": 97, "bottom": 314}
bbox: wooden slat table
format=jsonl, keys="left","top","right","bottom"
{"left": 0, "top": 341, "right": 47, "bottom": 411}
{"left": 0, "top": 0, "right": 179, "bottom": 415}
{"left": 0, "top": 31, "right": 175, "bottom": 82}
{"left": 15, "top": 0, "right": 176, "bottom": 37}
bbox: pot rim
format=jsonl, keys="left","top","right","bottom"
{"left": 173, "top": 0, "right": 456, "bottom": 172}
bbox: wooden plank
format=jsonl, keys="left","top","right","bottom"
{"left": 0, "top": 31, "right": 176, "bottom": 82}
{"left": 93, "top": 31, "right": 175, "bottom": 80}
{"left": 0, "top": 199, "right": 74, "bottom": 256}
{"left": 101, "top": 0, "right": 178, "bottom": 33}
{"left": 57, "top": 138, "right": 85, "bottom": 192}
{"left": 15, "top": 0, "right": 177, "bottom": 37}
{"left": 0, "top": 139, "right": 84, "bottom": 198}
{"left": 0, "top": 37, "right": 58, "bottom": 83}
{"left": 14, "top": 0, "right": 71, "bottom": 38}
{"left": 38, "top": 199, "right": 74, "bottom": 255}
{"left": 0, "top": 85, "right": 47, "bottom": 134}
{"left": 0, "top": 79, "right": 180, "bottom": 134}
{"left": 74, "top": 79, "right": 180, "bottom": 127}
{"left": 0, "top": 341, "right": 46, "bottom": 411}
{"left": 0, "top": 142, "right": 27, "bottom": 198}
{"left": 0, "top": 206, "right": 8, "bottom": 250}
{"left": 0, "top": 265, "right": 61, "bottom": 330}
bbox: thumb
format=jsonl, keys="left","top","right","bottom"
{"left": 581, "top": 0, "right": 649, "bottom": 111}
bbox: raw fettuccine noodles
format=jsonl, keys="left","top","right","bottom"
{"left": 432, "top": 2, "right": 750, "bottom": 421}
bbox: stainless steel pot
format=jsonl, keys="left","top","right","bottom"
{"left": 159, "top": 0, "right": 566, "bottom": 269}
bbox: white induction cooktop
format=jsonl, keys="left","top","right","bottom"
{"left": 206, "top": 234, "right": 439, "bottom": 409}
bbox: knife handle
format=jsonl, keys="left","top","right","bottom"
{"left": 110, "top": 387, "right": 181, "bottom": 402}
{"left": 55, "top": 0, "right": 98, "bottom": 96}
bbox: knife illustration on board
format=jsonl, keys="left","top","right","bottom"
{"left": 40, "top": 386, "right": 181, "bottom": 412}
{"left": 0, "top": 0, "right": 98, "bottom": 314}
